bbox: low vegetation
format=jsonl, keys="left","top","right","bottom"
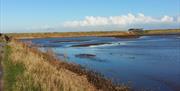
{"left": 2, "top": 39, "right": 129, "bottom": 91}
{"left": 3, "top": 41, "right": 96, "bottom": 91}
{"left": 6, "top": 31, "right": 135, "bottom": 39}
{"left": 5, "top": 29, "right": 180, "bottom": 39}
{"left": 3, "top": 46, "right": 25, "bottom": 91}
{"left": 142, "top": 29, "right": 180, "bottom": 35}
{"left": 2, "top": 29, "right": 179, "bottom": 91}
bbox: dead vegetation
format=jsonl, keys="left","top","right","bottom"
{"left": 3, "top": 40, "right": 130, "bottom": 91}
{"left": 5, "top": 29, "right": 180, "bottom": 39}
{"left": 6, "top": 31, "right": 136, "bottom": 39}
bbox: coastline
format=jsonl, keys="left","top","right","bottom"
{"left": 1, "top": 38, "right": 130, "bottom": 91}
{"left": 5, "top": 29, "right": 180, "bottom": 40}
{"left": 1, "top": 29, "right": 180, "bottom": 91}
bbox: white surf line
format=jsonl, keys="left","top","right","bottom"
{"left": 89, "top": 41, "right": 131, "bottom": 48}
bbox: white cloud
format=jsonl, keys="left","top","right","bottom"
{"left": 63, "top": 13, "right": 179, "bottom": 27}
{"left": 177, "top": 16, "right": 180, "bottom": 23}
{"left": 161, "top": 15, "right": 174, "bottom": 22}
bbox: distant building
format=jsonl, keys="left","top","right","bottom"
{"left": 128, "top": 28, "right": 143, "bottom": 33}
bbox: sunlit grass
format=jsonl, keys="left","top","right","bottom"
{"left": 143, "top": 29, "right": 180, "bottom": 35}
{"left": 2, "top": 39, "right": 130, "bottom": 91}
{"left": 4, "top": 41, "right": 96, "bottom": 91}
{"left": 2, "top": 46, "right": 25, "bottom": 91}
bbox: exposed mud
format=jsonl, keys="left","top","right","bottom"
{"left": 75, "top": 54, "right": 107, "bottom": 62}
{"left": 51, "top": 39, "right": 90, "bottom": 43}
{"left": 71, "top": 43, "right": 112, "bottom": 47}
{"left": 75, "top": 54, "right": 96, "bottom": 58}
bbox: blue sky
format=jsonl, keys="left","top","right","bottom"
{"left": 0, "top": 0, "right": 180, "bottom": 33}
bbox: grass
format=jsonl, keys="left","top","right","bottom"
{"left": 142, "top": 29, "right": 180, "bottom": 35}
{"left": 3, "top": 41, "right": 97, "bottom": 91}
{"left": 6, "top": 31, "right": 135, "bottom": 39}
{"left": 1, "top": 32, "right": 130, "bottom": 91}
{"left": 2, "top": 45, "right": 25, "bottom": 91}
{"left": 1, "top": 29, "right": 179, "bottom": 91}
{"left": 1, "top": 40, "right": 130, "bottom": 91}
{"left": 2, "top": 45, "right": 44, "bottom": 91}
{"left": 0, "top": 37, "right": 4, "bottom": 42}
{"left": 5, "top": 29, "right": 180, "bottom": 39}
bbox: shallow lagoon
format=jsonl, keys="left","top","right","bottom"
{"left": 23, "top": 35, "right": 180, "bottom": 91}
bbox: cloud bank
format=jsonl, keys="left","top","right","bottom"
{"left": 63, "top": 13, "right": 180, "bottom": 27}
{"left": 19, "top": 13, "right": 179, "bottom": 33}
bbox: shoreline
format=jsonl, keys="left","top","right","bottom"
{"left": 5, "top": 29, "right": 180, "bottom": 40}
{"left": 1, "top": 36, "right": 130, "bottom": 91}
{"left": 1, "top": 29, "right": 180, "bottom": 91}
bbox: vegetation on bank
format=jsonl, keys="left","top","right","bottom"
{"left": 3, "top": 41, "right": 95, "bottom": 91}
{"left": 2, "top": 40, "right": 129, "bottom": 91}
{"left": 2, "top": 29, "right": 179, "bottom": 91}
{"left": 142, "top": 29, "right": 180, "bottom": 35}
{"left": 6, "top": 31, "right": 134, "bottom": 39}
{"left": 3, "top": 46, "right": 25, "bottom": 91}
{"left": 5, "top": 29, "right": 180, "bottom": 39}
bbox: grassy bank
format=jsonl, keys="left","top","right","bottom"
{"left": 142, "top": 29, "right": 180, "bottom": 35}
{"left": 3, "top": 46, "right": 25, "bottom": 91}
{"left": 2, "top": 40, "right": 129, "bottom": 91}
{"left": 5, "top": 29, "right": 180, "bottom": 39}
{"left": 7, "top": 31, "right": 133, "bottom": 39}
{"left": 6, "top": 31, "right": 135, "bottom": 39}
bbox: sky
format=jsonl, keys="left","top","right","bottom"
{"left": 0, "top": 0, "right": 180, "bottom": 33}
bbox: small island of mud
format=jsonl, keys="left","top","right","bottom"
{"left": 71, "top": 43, "right": 112, "bottom": 47}
{"left": 75, "top": 54, "right": 107, "bottom": 62}
{"left": 51, "top": 39, "right": 90, "bottom": 43}
{"left": 75, "top": 54, "right": 96, "bottom": 58}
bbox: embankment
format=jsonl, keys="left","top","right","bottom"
{"left": 6, "top": 29, "right": 180, "bottom": 39}
{"left": 6, "top": 31, "right": 136, "bottom": 39}
{"left": 142, "top": 29, "right": 180, "bottom": 35}
{"left": 2, "top": 40, "right": 129, "bottom": 91}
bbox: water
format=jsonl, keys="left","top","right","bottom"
{"left": 22, "top": 35, "right": 180, "bottom": 91}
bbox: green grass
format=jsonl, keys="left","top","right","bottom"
{"left": 2, "top": 45, "right": 25, "bottom": 91}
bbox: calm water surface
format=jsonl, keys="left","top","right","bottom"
{"left": 23, "top": 35, "right": 180, "bottom": 91}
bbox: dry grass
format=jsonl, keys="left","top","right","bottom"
{"left": 6, "top": 29, "right": 180, "bottom": 39}
{"left": 6, "top": 40, "right": 130, "bottom": 91}
{"left": 6, "top": 31, "right": 135, "bottom": 39}
{"left": 143, "top": 29, "right": 180, "bottom": 35}
{"left": 8, "top": 41, "right": 97, "bottom": 91}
